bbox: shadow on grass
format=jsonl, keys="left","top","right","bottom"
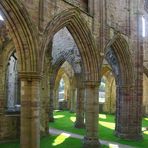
{"left": 49, "top": 111, "right": 85, "bottom": 135}
{"left": 0, "top": 141, "right": 20, "bottom": 148}
{"left": 50, "top": 111, "right": 148, "bottom": 148}
{"left": 0, "top": 135, "right": 83, "bottom": 148}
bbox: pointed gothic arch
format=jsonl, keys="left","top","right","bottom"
{"left": 50, "top": 56, "right": 81, "bottom": 87}
{"left": 105, "top": 34, "right": 134, "bottom": 85}
{"left": 0, "top": 0, "right": 39, "bottom": 72}
{"left": 104, "top": 34, "right": 141, "bottom": 140}
{"left": 41, "top": 8, "right": 99, "bottom": 82}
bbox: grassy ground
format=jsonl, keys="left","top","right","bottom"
{"left": 0, "top": 135, "right": 108, "bottom": 148}
{"left": 49, "top": 111, "right": 148, "bottom": 148}
{"left": 0, "top": 135, "right": 83, "bottom": 148}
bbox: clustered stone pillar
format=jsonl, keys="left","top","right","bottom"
{"left": 53, "top": 88, "right": 59, "bottom": 110}
{"left": 103, "top": 75, "right": 116, "bottom": 114}
{"left": 40, "top": 75, "right": 50, "bottom": 136}
{"left": 0, "top": 65, "right": 4, "bottom": 114}
{"left": 19, "top": 72, "right": 40, "bottom": 148}
{"left": 0, "top": 66, "right": 4, "bottom": 140}
{"left": 70, "top": 88, "right": 76, "bottom": 112}
{"left": 83, "top": 82, "right": 101, "bottom": 148}
{"left": 49, "top": 83, "right": 54, "bottom": 122}
{"left": 115, "top": 85, "right": 143, "bottom": 140}
{"left": 75, "top": 75, "right": 85, "bottom": 128}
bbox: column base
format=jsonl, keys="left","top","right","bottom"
{"left": 83, "top": 136, "right": 101, "bottom": 148}
{"left": 74, "top": 121, "right": 85, "bottom": 128}
{"left": 115, "top": 131, "right": 143, "bottom": 140}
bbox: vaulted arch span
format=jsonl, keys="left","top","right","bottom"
{"left": 105, "top": 34, "right": 134, "bottom": 85}
{"left": 41, "top": 8, "right": 99, "bottom": 82}
{"left": 50, "top": 58, "right": 75, "bottom": 88}
{"left": 0, "top": 0, "right": 39, "bottom": 72}
{"left": 104, "top": 34, "right": 142, "bottom": 139}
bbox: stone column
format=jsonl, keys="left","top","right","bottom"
{"left": 49, "top": 83, "right": 54, "bottom": 122}
{"left": 103, "top": 75, "right": 116, "bottom": 114}
{"left": 70, "top": 88, "right": 76, "bottom": 112}
{"left": 115, "top": 85, "right": 143, "bottom": 140}
{"left": 0, "top": 64, "right": 4, "bottom": 114}
{"left": 40, "top": 76, "right": 50, "bottom": 136}
{"left": 114, "top": 9, "right": 143, "bottom": 140}
{"left": 53, "top": 89, "right": 59, "bottom": 110}
{"left": 83, "top": 82, "right": 101, "bottom": 148}
{"left": 75, "top": 75, "right": 85, "bottom": 128}
{"left": 67, "top": 88, "right": 70, "bottom": 109}
{"left": 19, "top": 72, "right": 40, "bottom": 148}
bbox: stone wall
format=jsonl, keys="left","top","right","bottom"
{"left": 0, "top": 0, "right": 147, "bottom": 146}
{"left": 52, "top": 27, "right": 81, "bottom": 73}
{"left": 0, "top": 115, "right": 20, "bottom": 141}
{"left": 0, "top": 39, "right": 20, "bottom": 141}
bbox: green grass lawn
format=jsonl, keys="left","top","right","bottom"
{"left": 0, "top": 135, "right": 83, "bottom": 148}
{"left": 49, "top": 110, "right": 148, "bottom": 148}
{"left": 0, "top": 135, "right": 108, "bottom": 148}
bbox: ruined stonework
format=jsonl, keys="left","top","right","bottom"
{"left": 0, "top": 0, "right": 147, "bottom": 148}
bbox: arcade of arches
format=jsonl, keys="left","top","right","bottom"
{"left": 0, "top": 0, "right": 148, "bottom": 148}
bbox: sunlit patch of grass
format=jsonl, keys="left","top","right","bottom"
{"left": 144, "top": 131, "right": 148, "bottom": 135}
{"left": 99, "top": 121, "right": 115, "bottom": 130}
{"left": 50, "top": 111, "right": 85, "bottom": 135}
{"left": 54, "top": 115, "right": 65, "bottom": 119}
{"left": 41, "top": 135, "right": 84, "bottom": 148}
{"left": 50, "top": 111, "right": 148, "bottom": 148}
{"left": 99, "top": 114, "right": 107, "bottom": 119}
{"left": 52, "top": 133, "right": 69, "bottom": 146}
{"left": 70, "top": 117, "right": 76, "bottom": 122}
{"left": 109, "top": 143, "right": 119, "bottom": 148}
{"left": 0, "top": 135, "right": 84, "bottom": 148}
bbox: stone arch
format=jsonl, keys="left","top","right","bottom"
{"left": 104, "top": 34, "right": 141, "bottom": 140}
{"left": 0, "top": 0, "right": 39, "bottom": 72}
{"left": 100, "top": 65, "right": 112, "bottom": 77}
{"left": 0, "top": 2, "right": 41, "bottom": 148}
{"left": 53, "top": 55, "right": 78, "bottom": 74}
{"left": 105, "top": 34, "right": 134, "bottom": 85}
{"left": 41, "top": 8, "right": 99, "bottom": 82}
{"left": 51, "top": 56, "right": 79, "bottom": 86}
{"left": 54, "top": 69, "right": 71, "bottom": 91}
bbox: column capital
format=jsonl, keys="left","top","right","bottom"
{"left": 19, "top": 71, "right": 42, "bottom": 81}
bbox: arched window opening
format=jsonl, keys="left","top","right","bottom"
{"left": 6, "top": 52, "right": 20, "bottom": 113}
{"left": 58, "top": 78, "right": 65, "bottom": 101}
{"left": 142, "top": 16, "right": 146, "bottom": 37}
{"left": 99, "top": 77, "right": 106, "bottom": 103}
{"left": 99, "top": 66, "right": 116, "bottom": 114}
